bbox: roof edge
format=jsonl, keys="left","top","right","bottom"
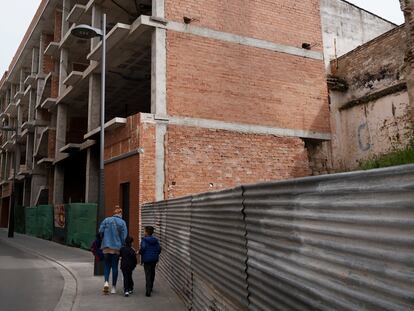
{"left": 0, "top": 0, "right": 51, "bottom": 89}
{"left": 339, "top": 0, "right": 400, "bottom": 27}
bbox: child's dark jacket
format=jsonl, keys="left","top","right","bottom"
{"left": 139, "top": 236, "right": 161, "bottom": 263}
{"left": 120, "top": 246, "right": 138, "bottom": 271}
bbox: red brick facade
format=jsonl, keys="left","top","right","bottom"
{"left": 165, "top": 125, "right": 311, "bottom": 198}
{"left": 165, "top": 0, "right": 323, "bottom": 50}
{"left": 166, "top": 32, "right": 330, "bottom": 133}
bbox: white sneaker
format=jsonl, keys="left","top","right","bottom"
{"left": 124, "top": 291, "right": 129, "bottom": 297}
{"left": 103, "top": 281, "right": 109, "bottom": 294}
{"left": 111, "top": 287, "right": 117, "bottom": 294}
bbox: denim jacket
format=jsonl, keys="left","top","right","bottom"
{"left": 99, "top": 216, "right": 127, "bottom": 250}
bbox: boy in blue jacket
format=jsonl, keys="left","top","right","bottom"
{"left": 139, "top": 226, "right": 161, "bottom": 297}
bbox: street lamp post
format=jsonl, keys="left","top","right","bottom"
{"left": 71, "top": 14, "right": 106, "bottom": 275}
{"left": 0, "top": 123, "right": 18, "bottom": 238}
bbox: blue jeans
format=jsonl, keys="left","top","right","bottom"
{"left": 104, "top": 253, "right": 120, "bottom": 286}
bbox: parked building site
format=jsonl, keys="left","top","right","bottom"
{"left": 0, "top": 0, "right": 413, "bottom": 309}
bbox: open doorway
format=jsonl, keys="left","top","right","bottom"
{"left": 120, "top": 182, "right": 130, "bottom": 230}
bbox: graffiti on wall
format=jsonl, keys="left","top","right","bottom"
{"left": 358, "top": 122, "right": 371, "bottom": 151}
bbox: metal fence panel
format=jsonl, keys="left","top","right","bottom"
{"left": 191, "top": 187, "right": 248, "bottom": 311}
{"left": 243, "top": 165, "right": 414, "bottom": 311}
{"left": 164, "top": 197, "right": 192, "bottom": 308}
{"left": 142, "top": 198, "right": 193, "bottom": 309}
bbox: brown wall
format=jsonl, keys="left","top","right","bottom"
{"left": 165, "top": 125, "right": 311, "bottom": 199}
{"left": 166, "top": 32, "right": 330, "bottom": 133}
{"left": 105, "top": 155, "right": 140, "bottom": 247}
{"left": 104, "top": 114, "right": 142, "bottom": 243}
{"left": 329, "top": 26, "right": 412, "bottom": 170}
{"left": 165, "top": 0, "right": 323, "bottom": 50}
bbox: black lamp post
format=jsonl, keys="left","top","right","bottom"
{"left": 71, "top": 14, "right": 106, "bottom": 275}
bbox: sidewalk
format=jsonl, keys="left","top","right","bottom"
{"left": 0, "top": 230, "right": 185, "bottom": 311}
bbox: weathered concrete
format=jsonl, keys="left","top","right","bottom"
{"left": 321, "top": 0, "right": 396, "bottom": 69}
{"left": 400, "top": 0, "right": 414, "bottom": 122}
{"left": 85, "top": 148, "right": 99, "bottom": 203}
{"left": 151, "top": 28, "right": 166, "bottom": 115}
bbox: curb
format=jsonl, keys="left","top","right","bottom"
{"left": 0, "top": 235, "right": 81, "bottom": 311}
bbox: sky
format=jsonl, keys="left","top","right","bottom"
{"left": 0, "top": 1, "right": 406, "bottom": 75}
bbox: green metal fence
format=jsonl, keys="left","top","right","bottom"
{"left": 24, "top": 205, "right": 53, "bottom": 239}
{"left": 14, "top": 206, "right": 25, "bottom": 234}
{"left": 65, "top": 203, "right": 97, "bottom": 250}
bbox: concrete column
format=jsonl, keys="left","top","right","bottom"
{"left": 151, "top": 28, "right": 167, "bottom": 115}
{"left": 38, "top": 35, "right": 45, "bottom": 75}
{"left": 91, "top": 5, "right": 102, "bottom": 52}
{"left": 85, "top": 148, "right": 99, "bottom": 203}
{"left": 152, "top": 0, "right": 165, "bottom": 17}
{"left": 53, "top": 1, "right": 71, "bottom": 204}
{"left": 26, "top": 133, "right": 34, "bottom": 170}
{"left": 31, "top": 47, "right": 39, "bottom": 75}
{"left": 22, "top": 179, "right": 31, "bottom": 207}
{"left": 28, "top": 89, "right": 35, "bottom": 121}
{"left": 400, "top": 0, "right": 414, "bottom": 122}
{"left": 84, "top": 4, "right": 103, "bottom": 204}
{"left": 0, "top": 153, "right": 4, "bottom": 181}
{"left": 151, "top": 0, "right": 167, "bottom": 200}
{"left": 30, "top": 174, "right": 47, "bottom": 207}
{"left": 19, "top": 68, "right": 25, "bottom": 93}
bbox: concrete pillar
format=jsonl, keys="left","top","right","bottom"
{"left": 30, "top": 174, "right": 47, "bottom": 207}
{"left": 19, "top": 68, "right": 25, "bottom": 93}
{"left": 84, "top": 4, "right": 103, "bottom": 204}
{"left": 151, "top": 0, "right": 167, "bottom": 201}
{"left": 22, "top": 179, "right": 31, "bottom": 207}
{"left": 26, "top": 133, "right": 34, "bottom": 170}
{"left": 53, "top": 0, "right": 71, "bottom": 205}
{"left": 31, "top": 47, "right": 39, "bottom": 75}
{"left": 400, "top": 0, "right": 414, "bottom": 122}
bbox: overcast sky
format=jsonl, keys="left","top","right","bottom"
{"left": 0, "top": 1, "right": 405, "bottom": 75}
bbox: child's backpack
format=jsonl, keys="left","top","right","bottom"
{"left": 90, "top": 239, "right": 104, "bottom": 261}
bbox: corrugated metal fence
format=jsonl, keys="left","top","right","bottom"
{"left": 142, "top": 165, "right": 414, "bottom": 311}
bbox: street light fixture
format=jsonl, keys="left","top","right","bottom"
{"left": 72, "top": 15, "right": 106, "bottom": 275}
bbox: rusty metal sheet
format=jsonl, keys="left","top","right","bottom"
{"left": 243, "top": 164, "right": 414, "bottom": 311}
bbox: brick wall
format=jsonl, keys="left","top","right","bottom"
{"left": 42, "top": 34, "right": 54, "bottom": 74}
{"left": 104, "top": 113, "right": 140, "bottom": 160}
{"left": 138, "top": 121, "right": 156, "bottom": 206}
{"left": 54, "top": 9, "right": 62, "bottom": 42}
{"left": 166, "top": 32, "right": 330, "bottom": 133}
{"left": 165, "top": 125, "right": 311, "bottom": 199}
{"left": 48, "top": 129, "right": 56, "bottom": 158}
{"left": 331, "top": 26, "right": 406, "bottom": 100}
{"left": 165, "top": 0, "right": 323, "bottom": 50}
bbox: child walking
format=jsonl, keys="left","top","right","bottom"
{"left": 139, "top": 226, "right": 161, "bottom": 297}
{"left": 120, "top": 236, "right": 138, "bottom": 297}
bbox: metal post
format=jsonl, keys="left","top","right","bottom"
{"left": 8, "top": 127, "right": 17, "bottom": 238}
{"left": 98, "top": 13, "right": 106, "bottom": 227}
{"left": 94, "top": 12, "right": 106, "bottom": 276}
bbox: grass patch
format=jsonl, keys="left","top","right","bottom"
{"left": 359, "top": 145, "right": 414, "bottom": 170}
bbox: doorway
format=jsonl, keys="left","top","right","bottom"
{"left": 120, "top": 182, "right": 130, "bottom": 231}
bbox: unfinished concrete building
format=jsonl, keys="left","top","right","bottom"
{"left": 0, "top": 0, "right": 331, "bottom": 237}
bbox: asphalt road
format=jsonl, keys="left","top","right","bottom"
{"left": 0, "top": 239, "right": 64, "bottom": 311}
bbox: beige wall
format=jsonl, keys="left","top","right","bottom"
{"left": 331, "top": 91, "right": 411, "bottom": 170}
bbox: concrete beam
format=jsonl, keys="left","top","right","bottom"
{"left": 142, "top": 114, "right": 332, "bottom": 140}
